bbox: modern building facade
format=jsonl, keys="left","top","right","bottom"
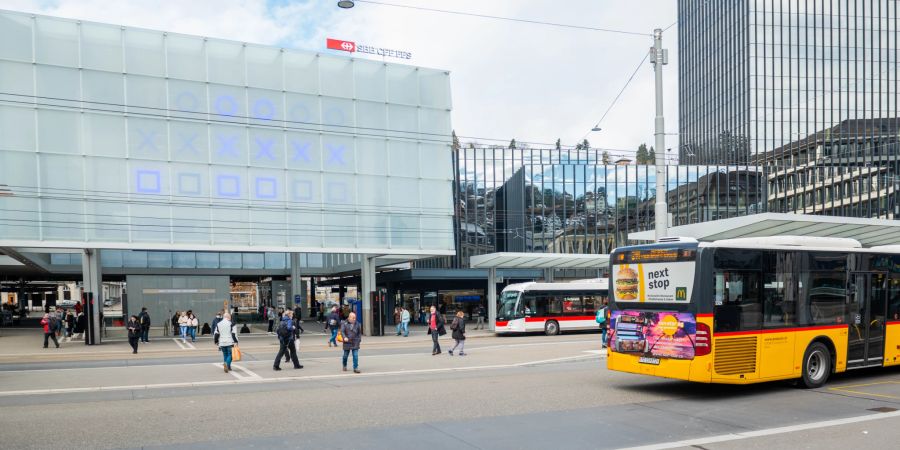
{"left": 679, "top": 0, "right": 900, "bottom": 217}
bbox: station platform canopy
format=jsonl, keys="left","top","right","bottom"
{"left": 628, "top": 213, "right": 900, "bottom": 248}
{"left": 469, "top": 252, "right": 609, "bottom": 269}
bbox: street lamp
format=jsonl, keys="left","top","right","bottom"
{"left": 591, "top": 126, "right": 602, "bottom": 132}
{"left": 337, "top": 1, "right": 355, "bottom": 8}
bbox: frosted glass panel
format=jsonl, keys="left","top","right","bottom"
{"left": 419, "top": 144, "right": 451, "bottom": 179}
{"left": 356, "top": 101, "right": 387, "bottom": 137}
{"left": 35, "top": 17, "right": 78, "bottom": 66}
{"left": 354, "top": 59, "right": 386, "bottom": 102}
{"left": 242, "top": 253, "right": 265, "bottom": 269}
{"left": 389, "top": 141, "right": 418, "bottom": 176}
{"left": 356, "top": 138, "right": 387, "bottom": 175}
{"left": 125, "top": 29, "right": 165, "bottom": 76}
{"left": 319, "top": 57, "right": 353, "bottom": 98}
{"left": 265, "top": 253, "right": 286, "bottom": 269}
{"left": 207, "top": 40, "right": 244, "bottom": 86}
{"left": 390, "top": 214, "right": 419, "bottom": 248}
{"left": 83, "top": 114, "right": 126, "bottom": 157}
{"left": 173, "top": 252, "right": 197, "bottom": 268}
{"left": 38, "top": 109, "right": 81, "bottom": 154}
{"left": 132, "top": 205, "right": 170, "bottom": 242}
{"left": 248, "top": 129, "right": 284, "bottom": 168}
{"left": 209, "top": 124, "right": 247, "bottom": 166}
{"left": 36, "top": 65, "right": 80, "bottom": 108}
{"left": 246, "top": 45, "right": 282, "bottom": 90}
{"left": 83, "top": 71, "right": 124, "bottom": 112}
{"left": 390, "top": 177, "right": 419, "bottom": 208}
{"left": 127, "top": 75, "right": 167, "bottom": 115}
{"left": 420, "top": 180, "right": 451, "bottom": 210}
{"left": 387, "top": 65, "right": 418, "bottom": 105}
{"left": 418, "top": 68, "right": 451, "bottom": 109}
{"left": 128, "top": 117, "right": 168, "bottom": 160}
{"left": 170, "top": 121, "right": 209, "bottom": 163}
{"left": 196, "top": 252, "right": 220, "bottom": 268}
{"left": 321, "top": 97, "right": 354, "bottom": 134}
{"left": 285, "top": 131, "right": 321, "bottom": 171}
{"left": 219, "top": 252, "right": 242, "bottom": 268}
{"left": 166, "top": 34, "right": 205, "bottom": 81}
{"left": 357, "top": 175, "right": 388, "bottom": 209}
{"left": 388, "top": 104, "right": 418, "bottom": 136}
{"left": 285, "top": 93, "right": 320, "bottom": 130}
{"left": 212, "top": 208, "right": 249, "bottom": 245}
{"left": 173, "top": 205, "right": 210, "bottom": 244}
{"left": 0, "top": 150, "right": 37, "bottom": 189}
{"left": 87, "top": 201, "right": 128, "bottom": 242}
{"left": 284, "top": 51, "right": 318, "bottom": 94}
{"left": 209, "top": 84, "right": 246, "bottom": 123}
{"left": 0, "top": 106, "right": 35, "bottom": 151}
{"left": 248, "top": 88, "right": 283, "bottom": 125}
{"left": 250, "top": 210, "right": 285, "bottom": 245}
{"left": 321, "top": 135, "right": 354, "bottom": 174}
{"left": 85, "top": 156, "right": 127, "bottom": 197}
{"left": 0, "top": 12, "right": 33, "bottom": 62}
{"left": 418, "top": 108, "right": 451, "bottom": 136}
{"left": 168, "top": 79, "right": 208, "bottom": 119}
{"left": 148, "top": 252, "right": 173, "bottom": 268}
{"left": 40, "top": 153, "right": 83, "bottom": 191}
{"left": 81, "top": 22, "right": 122, "bottom": 72}
{"left": 0, "top": 61, "right": 34, "bottom": 103}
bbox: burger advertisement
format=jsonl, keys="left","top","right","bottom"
{"left": 611, "top": 261, "right": 693, "bottom": 303}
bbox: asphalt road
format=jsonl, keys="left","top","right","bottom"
{"left": 0, "top": 333, "right": 899, "bottom": 449}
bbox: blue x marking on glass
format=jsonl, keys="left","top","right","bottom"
{"left": 290, "top": 141, "right": 312, "bottom": 162}
{"left": 325, "top": 144, "right": 347, "bottom": 165}
{"left": 136, "top": 129, "right": 158, "bottom": 152}
{"left": 217, "top": 134, "right": 240, "bottom": 158}
{"left": 178, "top": 133, "right": 199, "bottom": 154}
{"left": 254, "top": 137, "right": 276, "bottom": 160}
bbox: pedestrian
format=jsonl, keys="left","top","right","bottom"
{"left": 138, "top": 307, "right": 151, "bottom": 343}
{"left": 52, "top": 307, "right": 63, "bottom": 338}
{"left": 126, "top": 315, "right": 141, "bottom": 354}
{"left": 449, "top": 310, "right": 467, "bottom": 356}
{"left": 40, "top": 313, "right": 59, "bottom": 349}
{"left": 596, "top": 299, "right": 609, "bottom": 348}
{"left": 214, "top": 312, "right": 238, "bottom": 373}
{"left": 340, "top": 311, "right": 362, "bottom": 373}
{"left": 475, "top": 305, "right": 486, "bottom": 330}
{"left": 74, "top": 301, "right": 82, "bottom": 315}
{"left": 178, "top": 311, "right": 189, "bottom": 342}
{"left": 74, "top": 311, "right": 86, "bottom": 341}
{"left": 211, "top": 311, "right": 223, "bottom": 342}
{"left": 325, "top": 306, "right": 340, "bottom": 348}
{"left": 287, "top": 310, "right": 304, "bottom": 364}
{"left": 394, "top": 307, "right": 402, "bottom": 335}
{"left": 188, "top": 310, "right": 198, "bottom": 342}
{"left": 273, "top": 310, "right": 302, "bottom": 371}
{"left": 64, "top": 309, "right": 75, "bottom": 342}
{"left": 427, "top": 305, "right": 446, "bottom": 355}
{"left": 163, "top": 309, "right": 171, "bottom": 337}
{"left": 171, "top": 311, "right": 180, "bottom": 338}
{"left": 400, "top": 306, "right": 410, "bottom": 337}
{"left": 266, "top": 306, "right": 276, "bottom": 334}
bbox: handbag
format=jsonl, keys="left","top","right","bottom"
{"left": 337, "top": 331, "right": 344, "bottom": 343}
{"left": 232, "top": 345, "right": 242, "bottom": 361}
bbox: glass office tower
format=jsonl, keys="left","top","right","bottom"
{"left": 679, "top": 1, "right": 900, "bottom": 218}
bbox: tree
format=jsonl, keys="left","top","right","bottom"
{"left": 582, "top": 139, "right": 590, "bottom": 150}
{"left": 555, "top": 138, "right": 561, "bottom": 150}
{"left": 636, "top": 143, "right": 649, "bottom": 165}
{"left": 508, "top": 139, "right": 517, "bottom": 149}
{"left": 601, "top": 151, "right": 611, "bottom": 165}
{"left": 648, "top": 146, "right": 656, "bottom": 165}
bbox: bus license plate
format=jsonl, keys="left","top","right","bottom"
{"left": 639, "top": 356, "right": 660, "bottom": 365}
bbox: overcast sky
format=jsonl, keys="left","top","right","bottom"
{"left": 2, "top": 0, "right": 679, "bottom": 159}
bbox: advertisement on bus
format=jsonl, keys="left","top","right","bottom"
{"left": 612, "top": 261, "right": 694, "bottom": 303}
{"left": 609, "top": 310, "right": 697, "bottom": 360}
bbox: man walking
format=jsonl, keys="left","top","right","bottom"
{"left": 273, "top": 310, "right": 302, "bottom": 371}
{"left": 325, "top": 306, "right": 340, "bottom": 348}
{"left": 475, "top": 305, "right": 486, "bottom": 330}
{"left": 138, "top": 307, "right": 151, "bottom": 343}
{"left": 126, "top": 315, "right": 141, "bottom": 354}
{"left": 427, "top": 305, "right": 445, "bottom": 355}
{"left": 40, "top": 313, "right": 59, "bottom": 349}
{"left": 400, "top": 306, "right": 410, "bottom": 337}
{"left": 394, "top": 307, "right": 402, "bottom": 336}
{"left": 266, "top": 306, "right": 276, "bottom": 334}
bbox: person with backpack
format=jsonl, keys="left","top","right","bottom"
{"left": 273, "top": 310, "right": 302, "bottom": 371}
{"left": 427, "top": 305, "right": 446, "bottom": 355}
{"left": 214, "top": 312, "right": 238, "bottom": 373}
{"left": 449, "top": 310, "right": 467, "bottom": 356}
{"left": 325, "top": 306, "right": 340, "bottom": 348}
{"left": 138, "top": 307, "right": 151, "bottom": 343}
{"left": 41, "top": 313, "right": 59, "bottom": 349}
{"left": 596, "top": 299, "right": 609, "bottom": 348}
{"left": 400, "top": 306, "right": 410, "bottom": 337}
{"left": 126, "top": 315, "right": 141, "bottom": 354}
{"left": 340, "top": 311, "right": 362, "bottom": 373}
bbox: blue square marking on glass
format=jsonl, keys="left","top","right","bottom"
{"left": 135, "top": 170, "right": 161, "bottom": 194}
{"left": 326, "top": 181, "right": 348, "bottom": 203}
{"left": 255, "top": 177, "right": 277, "bottom": 199}
{"left": 216, "top": 174, "right": 241, "bottom": 198}
{"left": 292, "top": 180, "right": 313, "bottom": 201}
{"left": 177, "top": 173, "right": 202, "bottom": 195}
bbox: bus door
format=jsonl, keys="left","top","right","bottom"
{"left": 847, "top": 273, "right": 887, "bottom": 368}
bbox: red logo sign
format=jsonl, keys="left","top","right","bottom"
{"left": 327, "top": 38, "right": 356, "bottom": 53}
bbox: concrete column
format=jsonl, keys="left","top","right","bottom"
{"left": 360, "top": 255, "right": 376, "bottom": 336}
{"left": 487, "top": 267, "right": 497, "bottom": 332}
{"left": 81, "top": 249, "right": 102, "bottom": 344}
{"left": 290, "top": 253, "right": 308, "bottom": 318}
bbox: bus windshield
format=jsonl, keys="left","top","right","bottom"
{"left": 497, "top": 291, "right": 522, "bottom": 320}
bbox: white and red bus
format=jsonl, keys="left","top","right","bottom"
{"left": 495, "top": 281, "right": 609, "bottom": 335}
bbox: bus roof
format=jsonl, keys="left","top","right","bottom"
{"left": 614, "top": 235, "right": 900, "bottom": 254}
{"left": 502, "top": 280, "right": 609, "bottom": 293}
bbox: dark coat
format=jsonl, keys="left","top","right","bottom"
{"left": 326, "top": 312, "right": 341, "bottom": 330}
{"left": 426, "top": 313, "right": 446, "bottom": 336}
{"left": 340, "top": 320, "right": 362, "bottom": 350}
{"left": 138, "top": 311, "right": 151, "bottom": 328}
{"left": 451, "top": 317, "right": 466, "bottom": 341}
{"left": 75, "top": 314, "right": 87, "bottom": 333}
{"left": 126, "top": 319, "right": 141, "bottom": 338}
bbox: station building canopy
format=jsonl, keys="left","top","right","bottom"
{"left": 628, "top": 213, "right": 900, "bottom": 248}
{"left": 469, "top": 252, "right": 609, "bottom": 270}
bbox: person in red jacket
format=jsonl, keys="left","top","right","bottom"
{"left": 41, "top": 313, "right": 59, "bottom": 349}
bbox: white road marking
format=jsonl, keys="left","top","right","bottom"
{"left": 620, "top": 409, "right": 900, "bottom": 450}
{"left": 173, "top": 339, "right": 195, "bottom": 350}
{"left": 210, "top": 363, "right": 262, "bottom": 380}
{"left": 0, "top": 354, "right": 603, "bottom": 396}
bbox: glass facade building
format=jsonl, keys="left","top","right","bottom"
{"left": 679, "top": 0, "right": 900, "bottom": 218}
{"left": 0, "top": 10, "right": 455, "bottom": 254}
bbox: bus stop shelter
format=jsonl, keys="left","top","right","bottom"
{"left": 628, "top": 213, "right": 900, "bottom": 247}
{"left": 469, "top": 253, "right": 610, "bottom": 330}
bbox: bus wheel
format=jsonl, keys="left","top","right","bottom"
{"left": 545, "top": 320, "right": 560, "bottom": 336}
{"left": 800, "top": 342, "right": 831, "bottom": 389}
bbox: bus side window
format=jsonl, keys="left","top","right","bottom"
{"left": 889, "top": 277, "right": 900, "bottom": 321}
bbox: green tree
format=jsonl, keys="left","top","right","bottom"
{"left": 601, "top": 151, "right": 611, "bottom": 165}
{"left": 508, "top": 139, "right": 517, "bottom": 149}
{"left": 636, "top": 143, "right": 649, "bottom": 165}
{"left": 582, "top": 139, "right": 590, "bottom": 150}
{"left": 648, "top": 146, "right": 656, "bottom": 165}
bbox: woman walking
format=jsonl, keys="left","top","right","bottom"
{"left": 325, "top": 306, "right": 340, "bottom": 348}
{"left": 427, "top": 305, "right": 446, "bottom": 355}
{"left": 340, "top": 312, "right": 362, "bottom": 373}
{"left": 178, "top": 311, "right": 189, "bottom": 342}
{"left": 40, "top": 313, "right": 59, "bottom": 349}
{"left": 126, "top": 315, "right": 141, "bottom": 354}
{"left": 188, "top": 310, "right": 199, "bottom": 342}
{"left": 448, "top": 310, "right": 467, "bottom": 356}
{"left": 64, "top": 309, "right": 75, "bottom": 342}
{"left": 214, "top": 312, "right": 238, "bottom": 373}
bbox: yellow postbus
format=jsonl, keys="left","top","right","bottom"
{"left": 606, "top": 236, "right": 900, "bottom": 388}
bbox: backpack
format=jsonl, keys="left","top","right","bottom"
{"left": 276, "top": 320, "right": 291, "bottom": 338}
{"left": 48, "top": 316, "right": 59, "bottom": 330}
{"left": 596, "top": 307, "right": 607, "bottom": 324}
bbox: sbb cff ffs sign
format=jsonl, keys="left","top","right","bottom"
{"left": 326, "top": 38, "right": 412, "bottom": 60}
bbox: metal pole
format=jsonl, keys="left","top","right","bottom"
{"left": 652, "top": 28, "right": 668, "bottom": 241}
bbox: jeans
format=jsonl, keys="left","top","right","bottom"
{"left": 601, "top": 328, "right": 608, "bottom": 347}
{"left": 128, "top": 336, "right": 139, "bottom": 353}
{"left": 221, "top": 345, "right": 233, "bottom": 368}
{"left": 400, "top": 321, "right": 409, "bottom": 337}
{"left": 180, "top": 326, "right": 188, "bottom": 340}
{"left": 476, "top": 317, "right": 485, "bottom": 329}
{"left": 342, "top": 348, "right": 359, "bottom": 369}
{"left": 396, "top": 323, "right": 402, "bottom": 335}
{"left": 329, "top": 328, "right": 338, "bottom": 346}
{"left": 141, "top": 327, "right": 150, "bottom": 342}
{"left": 189, "top": 327, "right": 197, "bottom": 342}
{"left": 431, "top": 330, "right": 441, "bottom": 353}
{"left": 268, "top": 320, "right": 274, "bottom": 333}
{"left": 450, "top": 339, "right": 465, "bottom": 354}
{"left": 43, "top": 332, "right": 59, "bottom": 348}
